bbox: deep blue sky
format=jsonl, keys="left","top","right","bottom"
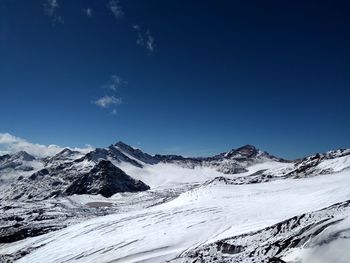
{"left": 1, "top": 0, "right": 350, "bottom": 159}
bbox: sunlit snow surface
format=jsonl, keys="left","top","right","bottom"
{"left": 1, "top": 159, "right": 350, "bottom": 263}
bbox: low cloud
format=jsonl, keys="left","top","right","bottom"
{"left": 94, "top": 95, "right": 122, "bottom": 108}
{"left": 107, "top": 0, "right": 124, "bottom": 19}
{"left": 0, "top": 133, "right": 93, "bottom": 158}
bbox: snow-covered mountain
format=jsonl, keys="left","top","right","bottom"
{"left": 1, "top": 141, "right": 350, "bottom": 263}
{"left": 0, "top": 151, "right": 37, "bottom": 172}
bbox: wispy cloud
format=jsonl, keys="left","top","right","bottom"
{"left": 133, "top": 25, "right": 155, "bottom": 53}
{"left": 94, "top": 95, "right": 122, "bottom": 108}
{"left": 82, "top": 7, "right": 93, "bottom": 18}
{"left": 107, "top": 0, "right": 124, "bottom": 19}
{"left": 104, "top": 74, "right": 127, "bottom": 91}
{"left": 145, "top": 30, "right": 155, "bottom": 52}
{"left": 0, "top": 133, "right": 93, "bottom": 158}
{"left": 93, "top": 74, "right": 125, "bottom": 115}
{"left": 44, "top": 0, "right": 64, "bottom": 24}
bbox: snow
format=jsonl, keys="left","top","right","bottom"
{"left": 118, "top": 162, "right": 225, "bottom": 188}
{"left": 317, "top": 154, "right": 350, "bottom": 172}
{"left": 2, "top": 145, "right": 350, "bottom": 262}
{"left": 117, "top": 160, "right": 293, "bottom": 189}
{"left": 113, "top": 145, "right": 147, "bottom": 165}
{"left": 2, "top": 169, "right": 350, "bottom": 263}
{"left": 283, "top": 216, "right": 350, "bottom": 263}
{"left": 0, "top": 159, "right": 44, "bottom": 193}
{"left": 230, "top": 160, "right": 294, "bottom": 177}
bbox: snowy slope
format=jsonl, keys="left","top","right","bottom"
{"left": 0, "top": 151, "right": 44, "bottom": 192}
{"left": 2, "top": 170, "right": 350, "bottom": 263}
{"left": 1, "top": 143, "right": 350, "bottom": 263}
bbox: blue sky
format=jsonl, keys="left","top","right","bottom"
{"left": 1, "top": 0, "right": 350, "bottom": 159}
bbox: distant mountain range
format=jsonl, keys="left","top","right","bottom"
{"left": 1, "top": 140, "right": 350, "bottom": 263}
{"left": 1, "top": 141, "right": 349, "bottom": 201}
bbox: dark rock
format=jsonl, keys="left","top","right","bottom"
{"left": 115, "top": 141, "right": 158, "bottom": 164}
{"left": 216, "top": 241, "right": 243, "bottom": 254}
{"left": 29, "top": 169, "right": 49, "bottom": 180}
{"left": 268, "top": 257, "right": 286, "bottom": 263}
{"left": 65, "top": 160, "right": 150, "bottom": 197}
{"left": 0, "top": 225, "right": 64, "bottom": 243}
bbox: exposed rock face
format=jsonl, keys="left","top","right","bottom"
{"left": 65, "top": 160, "right": 150, "bottom": 197}
{"left": 2, "top": 159, "right": 150, "bottom": 201}
{"left": 81, "top": 146, "right": 143, "bottom": 168}
{"left": 0, "top": 151, "right": 36, "bottom": 172}
{"left": 223, "top": 144, "right": 259, "bottom": 158}
{"left": 287, "top": 149, "right": 350, "bottom": 178}
{"left": 11, "top": 151, "right": 36, "bottom": 162}
{"left": 43, "top": 148, "right": 84, "bottom": 166}
{"left": 0, "top": 154, "right": 10, "bottom": 162}
{"left": 114, "top": 141, "right": 158, "bottom": 164}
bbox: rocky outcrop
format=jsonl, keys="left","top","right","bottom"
{"left": 3, "top": 159, "right": 150, "bottom": 201}
{"left": 0, "top": 151, "right": 36, "bottom": 171}
{"left": 114, "top": 141, "right": 158, "bottom": 164}
{"left": 287, "top": 149, "right": 350, "bottom": 178}
{"left": 43, "top": 148, "right": 84, "bottom": 166}
{"left": 65, "top": 160, "right": 150, "bottom": 197}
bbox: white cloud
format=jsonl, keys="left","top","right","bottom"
{"left": 145, "top": 30, "right": 155, "bottom": 52}
{"left": 0, "top": 133, "right": 94, "bottom": 158}
{"left": 105, "top": 74, "right": 127, "bottom": 91}
{"left": 44, "top": 0, "right": 59, "bottom": 16}
{"left": 82, "top": 8, "right": 93, "bottom": 18}
{"left": 136, "top": 32, "right": 144, "bottom": 46}
{"left": 133, "top": 26, "right": 155, "bottom": 53}
{"left": 107, "top": 0, "right": 124, "bottom": 19}
{"left": 94, "top": 95, "right": 122, "bottom": 108}
{"left": 94, "top": 74, "right": 125, "bottom": 115}
{"left": 44, "top": 0, "right": 64, "bottom": 24}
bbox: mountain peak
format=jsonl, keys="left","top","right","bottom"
{"left": 55, "top": 148, "right": 83, "bottom": 158}
{"left": 224, "top": 144, "right": 259, "bottom": 158}
{"left": 12, "top": 151, "right": 35, "bottom": 161}
{"left": 236, "top": 144, "right": 258, "bottom": 154}
{"left": 58, "top": 148, "right": 74, "bottom": 155}
{"left": 113, "top": 141, "right": 158, "bottom": 165}
{"left": 114, "top": 141, "right": 137, "bottom": 150}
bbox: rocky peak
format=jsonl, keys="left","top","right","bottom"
{"left": 82, "top": 148, "right": 109, "bottom": 162}
{"left": 114, "top": 141, "right": 157, "bottom": 164}
{"left": 57, "top": 148, "right": 75, "bottom": 156}
{"left": 224, "top": 145, "right": 259, "bottom": 159}
{"left": 11, "top": 151, "right": 35, "bottom": 162}
{"left": 0, "top": 154, "right": 10, "bottom": 162}
{"left": 52, "top": 148, "right": 82, "bottom": 160}
{"left": 236, "top": 145, "right": 258, "bottom": 156}
{"left": 65, "top": 160, "right": 150, "bottom": 197}
{"left": 114, "top": 140, "right": 133, "bottom": 149}
{"left": 114, "top": 141, "right": 143, "bottom": 155}
{"left": 43, "top": 148, "right": 84, "bottom": 167}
